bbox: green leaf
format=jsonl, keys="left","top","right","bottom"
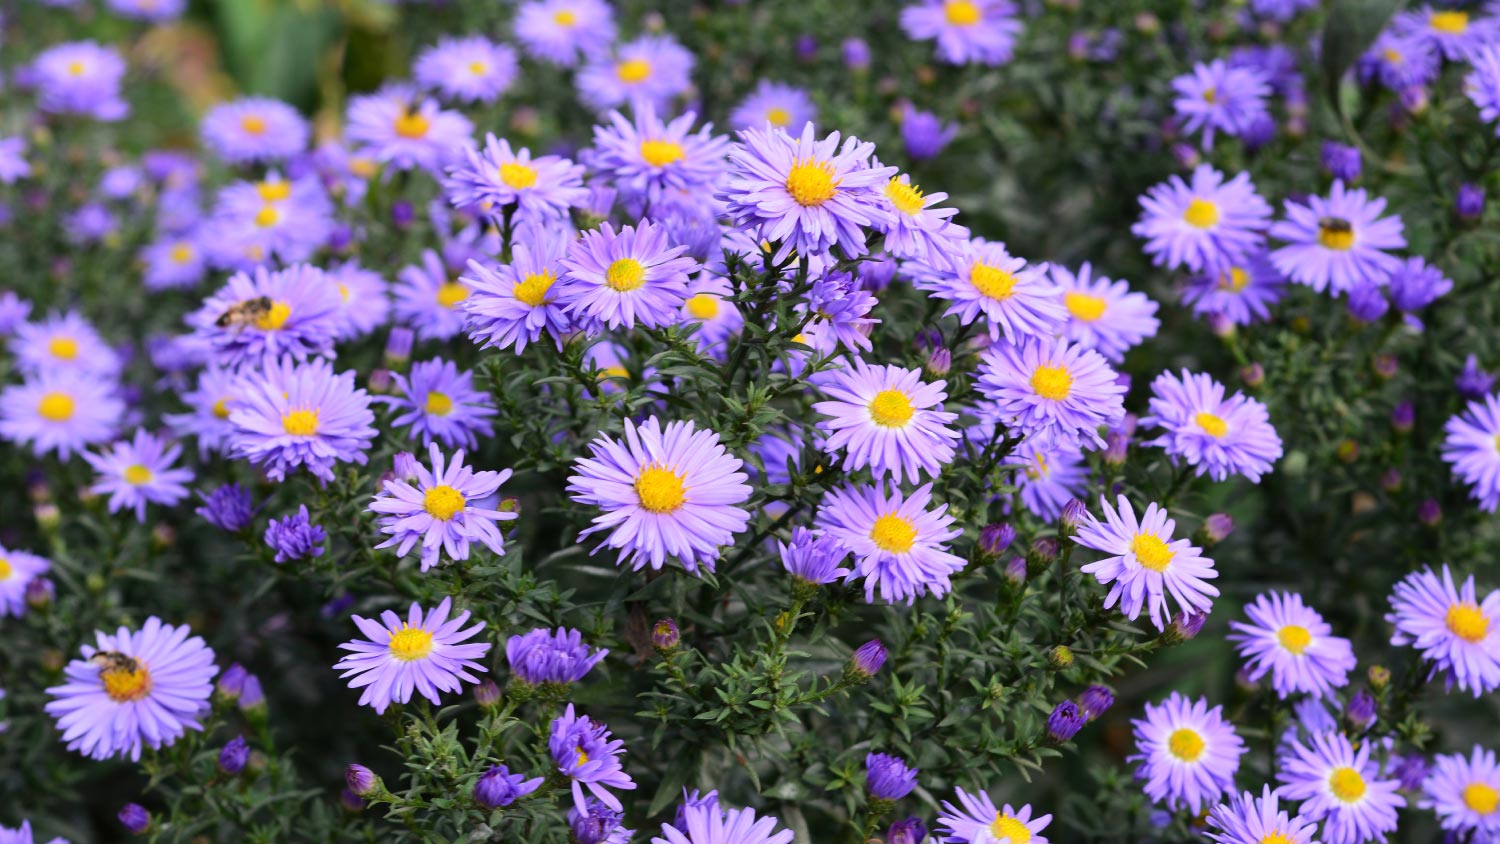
{"left": 1320, "top": 0, "right": 1409, "bottom": 112}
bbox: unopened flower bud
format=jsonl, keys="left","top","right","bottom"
{"left": 1379, "top": 469, "right": 1402, "bottom": 493}
{"left": 1418, "top": 498, "right": 1442, "bottom": 527}
{"left": 924, "top": 347, "right": 952, "bottom": 379}
{"left": 346, "top": 764, "right": 378, "bottom": 797}
{"left": 1368, "top": 665, "right": 1391, "bottom": 691}
{"left": 978, "top": 523, "right": 1015, "bottom": 559}
{"left": 1336, "top": 439, "right": 1359, "bottom": 464}
{"left": 1372, "top": 353, "right": 1398, "bottom": 380}
{"left": 1457, "top": 183, "right": 1486, "bottom": 221}
{"left": 1391, "top": 401, "right": 1414, "bottom": 433}
{"left": 119, "top": 804, "right": 151, "bottom": 834}
{"left": 1047, "top": 645, "right": 1073, "bottom": 670}
{"left": 652, "top": 618, "right": 680, "bottom": 651}
{"left": 25, "top": 577, "right": 54, "bottom": 609}
{"left": 1059, "top": 499, "right": 1086, "bottom": 534}
{"left": 1345, "top": 689, "right": 1377, "bottom": 730}
{"left": 473, "top": 679, "right": 501, "bottom": 708}
{"left": 849, "top": 640, "right": 887, "bottom": 679}
{"left": 888, "top": 817, "right": 927, "bottom": 844}
{"left": 218, "top": 735, "right": 250, "bottom": 775}
{"left": 1202, "top": 513, "right": 1234, "bottom": 546}
{"left": 1240, "top": 362, "right": 1265, "bottom": 388}
{"left": 1046, "top": 700, "right": 1085, "bottom": 741}
{"left": 1078, "top": 685, "right": 1114, "bottom": 719}
{"left": 1004, "top": 556, "right": 1027, "bottom": 584}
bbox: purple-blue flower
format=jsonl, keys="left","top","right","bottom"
{"left": 506, "top": 627, "right": 608, "bottom": 685}
{"left": 264, "top": 505, "right": 327, "bottom": 563}
{"left": 369, "top": 443, "right": 516, "bottom": 571}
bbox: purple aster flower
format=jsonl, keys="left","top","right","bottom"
{"left": 577, "top": 34, "right": 695, "bottom": 113}
{"left": 108, "top": 0, "right": 184, "bottom": 19}
{"left": 815, "top": 481, "right": 965, "bottom": 605}
{"left": 729, "top": 81, "right": 818, "bottom": 133}
{"left": 0, "top": 369, "right": 124, "bottom": 460}
{"left": 190, "top": 264, "right": 342, "bottom": 370}
{"left": 205, "top": 175, "right": 334, "bottom": 268}
{"left": 1360, "top": 31, "right": 1441, "bottom": 91}
{"left": 414, "top": 37, "right": 517, "bottom": 104}
{"left": 1395, "top": 6, "right": 1499, "bottom": 61}
{"left": 1004, "top": 439, "right": 1089, "bottom": 521}
{"left": 1346, "top": 282, "right": 1390, "bottom": 322}
{"left": 217, "top": 735, "right": 250, "bottom": 775}
{"left": 324, "top": 260, "right": 391, "bottom": 341}
{"left": 589, "top": 104, "right": 731, "bottom": 205}
{"left": 900, "top": 0, "right": 1022, "bottom": 66}
{"left": 1051, "top": 262, "right": 1159, "bottom": 363}
{"left": 655, "top": 802, "right": 794, "bottom": 844}
{"left": 0, "top": 545, "right": 50, "bottom": 618}
{"left": 571, "top": 797, "right": 632, "bottom": 844}
{"left": 1278, "top": 732, "right": 1402, "bottom": 844}
{"left": 0, "top": 293, "right": 29, "bottom": 336}
{"left": 264, "top": 505, "right": 326, "bottom": 563}
{"left": 1171, "top": 60, "right": 1271, "bottom": 149}
{"left": 1388, "top": 256, "right": 1453, "bottom": 312}
{"left": 550, "top": 704, "right": 637, "bottom": 814}
{"left": 1469, "top": 46, "right": 1500, "bottom": 132}
{"left": 1078, "top": 686, "right": 1114, "bottom": 720}
{"left": 462, "top": 242, "right": 572, "bottom": 355}
{"left": 1181, "top": 248, "right": 1287, "bottom": 326}
{"left": 938, "top": 788, "right": 1052, "bottom": 844}
{"left": 887, "top": 817, "right": 926, "bottom": 844}
{"left": 911, "top": 238, "right": 1063, "bottom": 343}
{"left": 514, "top": 0, "right": 616, "bottom": 67}
{"left": 383, "top": 358, "right": 496, "bottom": 449}
{"left": 1396, "top": 752, "right": 1430, "bottom": 791}
{"left": 867, "top": 752, "right": 919, "bottom": 800}
{"left": 13, "top": 310, "right": 122, "bottom": 377}
{"left": 1131, "top": 692, "right": 1245, "bottom": 814}
{"left": 1230, "top": 591, "right": 1357, "bottom": 699}
{"left": 719, "top": 123, "right": 896, "bottom": 264}
{"left": 670, "top": 789, "right": 720, "bottom": 833}
{"left": 1270, "top": 181, "right": 1407, "bottom": 293}
{"left": 569, "top": 416, "right": 751, "bottom": 573}
{"left": 164, "top": 365, "right": 242, "bottom": 458}
{"left": 797, "top": 271, "right": 881, "bottom": 355}
{"left": 1386, "top": 565, "right": 1500, "bottom": 696}
{"left": 334, "top": 597, "right": 491, "bottom": 714}
{"left": 1075, "top": 495, "right": 1220, "bottom": 631}
{"left": 874, "top": 170, "right": 968, "bottom": 270}
{"left": 1322, "top": 141, "right": 1363, "bottom": 182}
{"left": 32, "top": 42, "right": 129, "bottom": 121}
{"left": 1420, "top": 746, "right": 1500, "bottom": 838}
{"left": 44, "top": 617, "right": 217, "bottom": 761}
{"left": 813, "top": 358, "right": 959, "bottom": 483}
{"left": 1458, "top": 355, "right": 1496, "bottom": 399}
{"left": 976, "top": 336, "right": 1127, "bottom": 450}
{"left": 446, "top": 135, "right": 587, "bottom": 225}
{"left": 507, "top": 627, "right": 608, "bottom": 685}
{"left": 1443, "top": 394, "right": 1500, "bottom": 512}
{"left": 1133, "top": 165, "right": 1273, "bottom": 274}
{"left": 394, "top": 248, "right": 471, "bottom": 341}
{"left": 0, "top": 137, "right": 31, "bottom": 184}
{"left": 1206, "top": 785, "right": 1323, "bottom": 844}
{"left": 474, "top": 764, "right": 543, "bottom": 809}
{"left": 1047, "top": 700, "right": 1087, "bottom": 741}
{"left": 83, "top": 429, "right": 194, "bottom": 523}
{"left": 557, "top": 219, "right": 698, "bottom": 332}
{"left": 1141, "top": 369, "right": 1283, "bottom": 482}
{"left": 1248, "top": 0, "right": 1316, "bottom": 20}
{"left": 63, "top": 202, "right": 118, "bottom": 246}
{"left": 196, "top": 484, "right": 254, "bottom": 533}
{"left": 141, "top": 229, "right": 208, "bottom": 291}
{"left": 346, "top": 85, "right": 473, "bottom": 176}
{"left": 200, "top": 98, "right": 309, "bottom": 164}
{"left": 228, "top": 357, "right": 377, "bottom": 483}
{"left": 369, "top": 443, "right": 516, "bottom": 571}
{"left": 901, "top": 104, "right": 958, "bottom": 161}
{"left": 778, "top": 526, "right": 852, "bottom": 585}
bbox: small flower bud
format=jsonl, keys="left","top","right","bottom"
{"left": 1103, "top": 429, "right": 1130, "bottom": 465}
{"left": 1047, "top": 645, "right": 1074, "bottom": 670}
{"left": 1367, "top": 665, "right": 1391, "bottom": 691}
{"left": 849, "top": 640, "right": 887, "bottom": 679}
{"left": 473, "top": 764, "right": 542, "bottom": 808}
{"left": 217, "top": 664, "right": 249, "bottom": 700}
{"left": 218, "top": 735, "right": 250, "bottom": 775}
{"left": 1372, "top": 353, "right": 1398, "bottom": 380}
{"left": 473, "top": 679, "right": 502, "bottom": 708}
{"left": 367, "top": 368, "right": 394, "bottom": 395}
{"left": 1345, "top": 689, "right": 1377, "bottom": 730}
{"left": 1395, "top": 753, "right": 1429, "bottom": 790}
{"left": 1078, "top": 685, "right": 1115, "bottom": 720}
{"left": 24, "top": 577, "right": 54, "bottom": 609}
{"left": 888, "top": 817, "right": 927, "bottom": 844}
{"left": 1379, "top": 469, "right": 1402, "bottom": 493}
{"left": 841, "top": 37, "right": 871, "bottom": 72}
{"left": 1059, "top": 499, "right": 1086, "bottom": 534}
{"left": 119, "top": 804, "right": 151, "bottom": 834}
{"left": 977, "top": 523, "right": 1015, "bottom": 559}
{"left": 1208, "top": 312, "right": 1236, "bottom": 338}
{"left": 1391, "top": 401, "right": 1414, "bottom": 433}
{"left": 652, "top": 618, "right": 681, "bottom": 651}
{"left": 346, "top": 764, "right": 378, "bottom": 797}
{"left": 1161, "top": 612, "right": 1206, "bottom": 645}
{"left": 1201, "top": 513, "right": 1234, "bottom": 546}
{"left": 924, "top": 346, "right": 952, "bottom": 379}
{"left": 1004, "top": 556, "right": 1027, "bottom": 585}
{"left": 1240, "top": 362, "right": 1265, "bottom": 388}
{"left": 383, "top": 328, "right": 414, "bottom": 368}
{"left": 1046, "top": 700, "right": 1086, "bottom": 741}
{"left": 1028, "top": 537, "right": 1059, "bottom": 568}
{"left": 1418, "top": 498, "right": 1442, "bottom": 527}
{"left": 390, "top": 200, "right": 415, "bottom": 230}
{"left": 1457, "top": 183, "right": 1486, "bottom": 221}
{"left": 1336, "top": 439, "right": 1359, "bottom": 464}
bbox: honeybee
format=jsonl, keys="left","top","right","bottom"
{"left": 215, "top": 296, "right": 274, "bottom": 330}
{"left": 87, "top": 650, "right": 141, "bottom": 675}
{"left": 1318, "top": 216, "right": 1353, "bottom": 235}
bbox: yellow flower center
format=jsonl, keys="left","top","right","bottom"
{"left": 1383, "top": 48, "right": 1404, "bottom": 64}
{"left": 868, "top": 389, "right": 915, "bottom": 428}
{"left": 616, "top": 58, "right": 652, "bottom": 84}
{"left": 1131, "top": 533, "right": 1174, "bottom": 572}
{"left": 1260, "top": 833, "right": 1294, "bottom": 844}
{"left": 499, "top": 161, "right": 538, "bottom": 189}
{"left": 257, "top": 181, "right": 291, "bottom": 203}
{"left": 634, "top": 465, "right": 687, "bottom": 513}
{"left": 513, "top": 270, "right": 557, "bottom": 307}
{"left": 254, "top": 301, "right": 292, "bottom": 331}
{"left": 554, "top": 9, "right": 578, "bottom": 26}
{"left": 254, "top": 205, "right": 281, "bottom": 228}
{"left": 1182, "top": 198, "right": 1220, "bottom": 229}
{"left": 1024, "top": 452, "right": 1050, "bottom": 480}
{"left": 212, "top": 397, "right": 231, "bottom": 420}
{"left": 1446, "top": 602, "right": 1489, "bottom": 643}
{"left": 387, "top": 625, "right": 435, "bottom": 661}
{"left": 437, "top": 282, "right": 469, "bottom": 308}
{"left": 1219, "top": 267, "right": 1250, "bottom": 292}
{"left": 1277, "top": 625, "right": 1312, "bottom": 655}
{"left": 576, "top": 747, "right": 590, "bottom": 766}
{"left": 123, "top": 464, "right": 153, "bottom": 486}
{"left": 766, "top": 107, "right": 792, "bottom": 127}
{"left": 38, "top": 392, "right": 75, "bottom": 422}
{"left": 1065, "top": 292, "right": 1107, "bottom": 322}
{"left": 49, "top": 337, "right": 79, "bottom": 360}
{"left": 170, "top": 242, "right": 193, "bottom": 264}
{"left": 101, "top": 663, "right": 152, "bottom": 703}
{"left": 1194, "top": 412, "right": 1228, "bottom": 438}
{"left": 605, "top": 258, "right": 646, "bottom": 292}
{"left": 1430, "top": 10, "right": 1469, "bottom": 33}
{"left": 785, "top": 159, "right": 838, "bottom": 207}
{"left": 944, "top": 0, "right": 982, "bottom": 26}
{"left": 1317, "top": 217, "right": 1355, "bottom": 251}
{"left": 0, "top": 557, "right": 12, "bottom": 581}
{"left": 870, "top": 513, "right": 918, "bottom": 553}
{"left": 241, "top": 115, "right": 267, "bottom": 135}
{"left": 66, "top": 60, "right": 87, "bottom": 77}
{"left": 988, "top": 814, "right": 1031, "bottom": 843}
{"left": 686, "top": 294, "right": 720, "bottom": 320}
{"left": 1202, "top": 87, "right": 1218, "bottom": 104}
{"left": 1029, "top": 364, "right": 1072, "bottom": 401}
{"left": 970, "top": 262, "right": 1019, "bottom": 300}
{"left": 1463, "top": 782, "right": 1499, "bottom": 815}
{"left": 423, "top": 485, "right": 466, "bottom": 520}
{"left": 640, "top": 139, "right": 686, "bottom": 167}
{"left": 282, "top": 409, "right": 319, "bottom": 436}
{"left": 349, "top": 157, "right": 378, "bottom": 179}
{"left": 425, "top": 391, "right": 454, "bottom": 416}
{"left": 468, "top": 61, "right": 489, "bottom": 76}
{"left": 1167, "top": 727, "right": 1205, "bottom": 762}
{"left": 885, "top": 178, "right": 926, "bottom": 215}
{"left": 1329, "top": 766, "right": 1367, "bottom": 803}
{"left": 394, "top": 111, "right": 431, "bottom": 139}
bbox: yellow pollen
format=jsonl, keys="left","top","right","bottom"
{"left": 870, "top": 513, "right": 918, "bottom": 553}
{"left": 1261, "top": 833, "right": 1293, "bottom": 844}
{"left": 514, "top": 270, "right": 557, "bottom": 307}
{"left": 101, "top": 664, "right": 152, "bottom": 703}
{"left": 1202, "top": 87, "right": 1218, "bottom": 104}
{"left": 1167, "top": 727, "right": 1205, "bottom": 762}
{"left": 766, "top": 107, "right": 792, "bottom": 126}
{"left": 554, "top": 9, "right": 578, "bottom": 26}
{"left": 686, "top": 294, "right": 720, "bottom": 320}
{"left": 1463, "top": 782, "right": 1499, "bottom": 815}
{"left": 468, "top": 61, "right": 489, "bottom": 76}
{"left": 634, "top": 465, "right": 687, "bottom": 513}
{"left": 338, "top": 283, "right": 351, "bottom": 303}
{"left": 437, "top": 282, "right": 469, "bottom": 308}
{"left": 387, "top": 625, "right": 435, "bottom": 661}
{"left": 254, "top": 205, "right": 281, "bottom": 228}
{"left": 257, "top": 180, "right": 292, "bottom": 202}
{"left": 1195, "top": 412, "right": 1228, "bottom": 438}
{"left": 498, "top": 161, "right": 538, "bottom": 189}
{"left": 1131, "top": 533, "right": 1174, "bottom": 572}
{"left": 282, "top": 409, "right": 319, "bottom": 436}
{"left": 1024, "top": 452, "right": 1051, "bottom": 480}
{"left": 38, "top": 392, "right": 75, "bottom": 422}
{"left": 48, "top": 337, "right": 79, "bottom": 360}
{"left": 1430, "top": 10, "right": 1469, "bottom": 33}
{"left": 241, "top": 115, "right": 267, "bottom": 135}
{"left": 576, "top": 747, "right": 591, "bottom": 766}
{"left": 1277, "top": 625, "right": 1312, "bottom": 655}
{"left": 605, "top": 258, "right": 646, "bottom": 292}
{"left": 1318, "top": 218, "right": 1355, "bottom": 251}
{"left": 785, "top": 159, "right": 838, "bottom": 207}
{"left": 66, "top": 60, "right": 87, "bottom": 77}
{"left": 254, "top": 301, "right": 292, "bottom": 331}
{"left": 1220, "top": 266, "right": 1250, "bottom": 292}
{"left": 640, "top": 139, "right": 686, "bottom": 167}
{"left": 944, "top": 0, "right": 982, "bottom": 26}
{"left": 1065, "top": 292, "right": 1107, "bottom": 322}
{"left": 1383, "top": 48, "right": 1404, "bottom": 65}
{"left": 349, "top": 157, "right": 378, "bottom": 179}
{"left": 0, "top": 558, "right": 10, "bottom": 581}
{"left": 616, "top": 58, "right": 652, "bottom": 84}
{"left": 1029, "top": 364, "right": 1073, "bottom": 401}
{"left": 394, "top": 111, "right": 431, "bottom": 139}
{"left": 123, "top": 464, "right": 153, "bottom": 486}
{"left": 988, "top": 814, "right": 1031, "bottom": 843}
{"left": 868, "top": 389, "right": 915, "bottom": 428}
{"left": 1182, "top": 198, "right": 1221, "bottom": 229}
{"left": 423, "top": 485, "right": 466, "bottom": 520}
{"left": 170, "top": 242, "right": 193, "bottom": 264}
{"left": 425, "top": 391, "right": 454, "bottom": 416}
{"left": 212, "top": 397, "right": 231, "bottom": 420}
{"left": 1446, "top": 602, "right": 1489, "bottom": 643}
{"left": 1329, "top": 767, "right": 1367, "bottom": 803}
{"left": 885, "top": 178, "right": 926, "bottom": 215}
